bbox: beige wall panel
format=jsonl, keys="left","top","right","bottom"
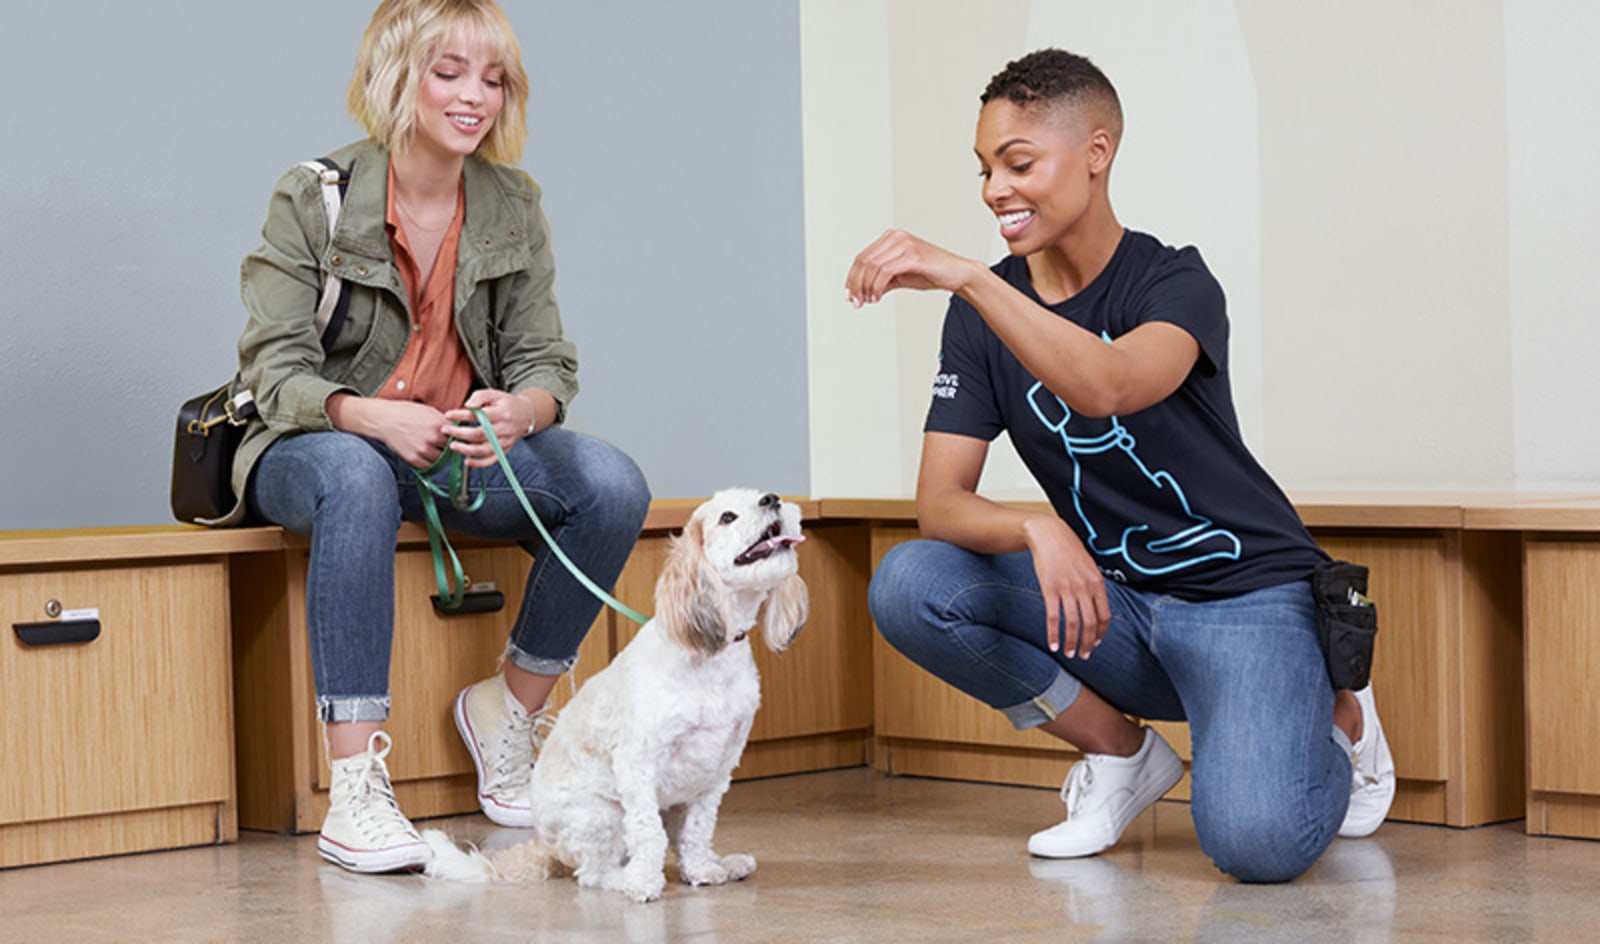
{"left": 1238, "top": 1, "right": 1513, "bottom": 489}
{"left": 884, "top": 0, "right": 1030, "bottom": 497}
{"left": 800, "top": 0, "right": 907, "bottom": 498}
{"left": 1506, "top": 4, "right": 1600, "bottom": 490}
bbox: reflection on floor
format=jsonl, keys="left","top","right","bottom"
{"left": 2, "top": 768, "right": 1595, "bottom": 943}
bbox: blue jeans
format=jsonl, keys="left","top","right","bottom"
{"left": 247, "top": 428, "right": 651, "bottom": 724}
{"left": 869, "top": 540, "right": 1351, "bottom": 882}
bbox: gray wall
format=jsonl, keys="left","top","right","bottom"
{"left": 0, "top": 0, "right": 808, "bottom": 529}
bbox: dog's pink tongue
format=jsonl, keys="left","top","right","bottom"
{"left": 756, "top": 533, "right": 805, "bottom": 556}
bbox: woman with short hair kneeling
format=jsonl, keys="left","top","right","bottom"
{"left": 848, "top": 48, "right": 1393, "bottom": 883}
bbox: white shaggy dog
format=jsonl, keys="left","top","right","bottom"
{"left": 425, "top": 488, "right": 808, "bottom": 903}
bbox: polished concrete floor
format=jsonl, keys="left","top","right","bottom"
{"left": 2, "top": 767, "right": 1595, "bottom": 943}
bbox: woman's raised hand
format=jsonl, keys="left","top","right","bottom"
{"left": 845, "top": 229, "right": 979, "bottom": 307}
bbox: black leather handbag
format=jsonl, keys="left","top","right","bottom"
{"left": 168, "top": 158, "right": 351, "bottom": 525}
{"left": 171, "top": 384, "right": 257, "bottom": 524}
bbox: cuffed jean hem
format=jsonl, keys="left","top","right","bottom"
{"left": 504, "top": 641, "right": 576, "bottom": 677}
{"left": 318, "top": 695, "right": 392, "bottom": 724}
{"left": 1000, "top": 668, "right": 1083, "bottom": 730}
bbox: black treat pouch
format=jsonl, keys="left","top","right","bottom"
{"left": 1310, "top": 561, "right": 1377, "bottom": 690}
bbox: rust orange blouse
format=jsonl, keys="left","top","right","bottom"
{"left": 376, "top": 164, "right": 475, "bottom": 411}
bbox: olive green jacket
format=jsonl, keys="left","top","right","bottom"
{"left": 212, "top": 139, "right": 578, "bottom": 526}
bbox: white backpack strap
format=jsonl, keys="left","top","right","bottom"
{"left": 298, "top": 160, "right": 347, "bottom": 341}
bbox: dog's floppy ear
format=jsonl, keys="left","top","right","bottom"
{"left": 656, "top": 519, "right": 732, "bottom": 656}
{"left": 759, "top": 572, "right": 809, "bottom": 653}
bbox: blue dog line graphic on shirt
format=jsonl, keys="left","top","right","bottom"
{"left": 1026, "top": 377, "right": 1241, "bottom": 578}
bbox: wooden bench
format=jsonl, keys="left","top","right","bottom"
{"left": 8, "top": 490, "right": 1583, "bottom": 865}
{"left": 0, "top": 525, "right": 280, "bottom": 868}
{"left": 1463, "top": 495, "right": 1600, "bottom": 839}
{"left": 0, "top": 507, "right": 876, "bottom": 858}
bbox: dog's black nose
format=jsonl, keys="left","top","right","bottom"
{"left": 760, "top": 492, "right": 780, "bottom": 509}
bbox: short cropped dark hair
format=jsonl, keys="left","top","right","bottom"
{"left": 981, "top": 48, "right": 1123, "bottom": 143}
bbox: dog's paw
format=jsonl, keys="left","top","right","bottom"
{"left": 621, "top": 871, "right": 666, "bottom": 904}
{"left": 680, "top": 853, "right": 757, "bottom": 886}
{"left": 575, "top": 865, "right": 620, "bottom": 892}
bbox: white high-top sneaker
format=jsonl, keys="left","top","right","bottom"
{"left": 318, "top": 731, "right": 430, "bottom": 873}
{"left": 453, "top": 674, "right": 553, "bottom": 828}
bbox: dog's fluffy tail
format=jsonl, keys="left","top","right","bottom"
{"left": 420, "top": 828, "right": 561, "bottom": 883}
{"left": 420, "top": 829, "right": 498, "bottom": 883}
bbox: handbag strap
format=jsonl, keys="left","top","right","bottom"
{"left": 228, "top": 159, "right": 353, "bottom": 415}
{"left": 412, "top": 408, "right": 649, "bottom": 625}
{"left": 297, "top": 158, "right": 352, "bottom": 351}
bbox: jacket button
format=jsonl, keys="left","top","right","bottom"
{"left": 356, "top": 265, "right": 369, "bottom": 276}
{"left": 330, "top": 254, "right": 343, "bottom": 266}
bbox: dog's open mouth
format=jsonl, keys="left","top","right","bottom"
{"left": 734, "top": 519, "right": 804, "bottom": 566}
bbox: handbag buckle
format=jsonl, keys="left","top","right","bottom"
{"left": 224, "top": 389, "right": 258, "bottom": 425}
{"left": 188, "top": 389, "right": 258, "bottom": 437}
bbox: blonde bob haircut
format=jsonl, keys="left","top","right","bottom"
{"left": 346, "top": 0, "right": 529, "bottom": 165}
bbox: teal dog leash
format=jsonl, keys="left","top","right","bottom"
{"left": 413, "top": 407, "right": 649, "bottom": 625}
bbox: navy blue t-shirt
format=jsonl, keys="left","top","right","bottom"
{"left": 925, "top": 229, "right": 1326, "bottom": 601}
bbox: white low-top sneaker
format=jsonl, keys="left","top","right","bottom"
{"left": 453, "top": 674, "right": 552, "bottom": 828}
{"left": 1028, "top": 727, "right": 1184, "bottom": 859}
{"left": 318, "top": 731, "right": 430, "bottom": 873}
{"left": 1339, "top": 685, "right": 1396, "bottom": 838}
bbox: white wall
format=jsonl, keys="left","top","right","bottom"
{"left": 800, "top": 0, "right": 905, "bottom": 497}
{"left": 1024, "top": 0, "right": 1264, "bottom": 449}
{"left": 4, "top": 2, "right": 1595, "bottom": 529}
{"left": 1241, "top": 0, "right": 1514, "bottom": 489}
{"left": 1506, "top": 1, "right": 1600, "bottom": 490}
{"left": 803, "top": 0, "right": 1597, "bottom": 497}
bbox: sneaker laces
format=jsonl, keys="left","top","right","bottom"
{"left": 337, "top": 733, "right": 419, "bottom": 846}
{"left": 532, "top": 707, "right": 556, "bottom": 750}
{"left": 1351, "top": 749, "right": 1372, "bottom": 786}
{"left": 1351, "top": 747, "right": 1387, "bottom": 791}
{"left": 1349, "top": 707, "right": 1386, "bottom": 790}
{"left": 482, "top": 701, "right": 555, "bottom": 795}
{"left": 1061, "top": 757, "right": 1100, "bottom": 817}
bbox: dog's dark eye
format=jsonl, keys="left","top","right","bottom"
{"left": 718, "top": 511, "right": 738, "bottom": 525}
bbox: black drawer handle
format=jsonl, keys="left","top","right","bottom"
{"left": 13, "top": 619, "right": 102, "bottom": 647}
{"left": 431, "top": 590, "right": 505, "bottom": 616}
